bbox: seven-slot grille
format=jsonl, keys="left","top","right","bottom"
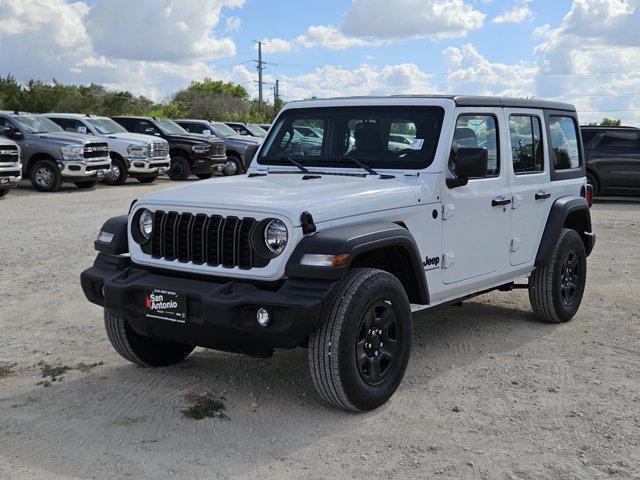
{"left": 151, "top": 142, "right": 169, "bottom": 159}
{"left": 84, "top": 142, "right": 109, "bottom": 159}
{"left": 150, "top": 211, "right": 256, "bottom": 269}
{"left": 0, "top": 146, "right": 19, "bottom": 163}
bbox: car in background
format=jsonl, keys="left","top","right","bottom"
{"left": 225, "top": 122, "right": 267, "bottom": 138}
{"left": 112, "top": 117, "right": 226, "bottom": 181}
{"left": 47, "top": 114, "right": 170, "bottom": 185}
{"left": 0, "top": 111, "right": 110, "bottom": 192}
{"left": 581, "top": 125, "right": 640, "bottom": 196}
{"left": 0, "top": 138, "right": 22, "bottom": 198}
{"left": 174, "top": 119, "right": 261, "bottom": 176}
{"left": 257, "top": 124, "right": 271, "bottom": 132}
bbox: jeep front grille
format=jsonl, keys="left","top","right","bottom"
{"left": 151, "top": 211, "right": 256, "bottom": 269}
{"left": 0, "top": 146, "right": 19, "bottom": 163}
{"left": 84, "top": 142, "right": 109, "bottom": 159}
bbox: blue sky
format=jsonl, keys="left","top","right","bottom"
{"left": 1, "top": 0, "right": 638, "bottom": 125}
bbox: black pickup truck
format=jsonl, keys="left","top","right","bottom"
{"left": 112, "top": 117, "right": 227, "bottom": 181}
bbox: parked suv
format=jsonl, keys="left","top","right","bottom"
{"left": 47, "top": 114, "right": 170, "bottom": 185}
{"left": 82, "top": 96, "right": 595, "bottom": 412}
{"left": 112, "top": 117, "right": 226, "bottom": 181}
{"left": 225, "top": 122, "right": 267, "bottom": 138}
{"left": 581, "top": 125, "right": 640, "bottom": 196}
{"left": 0, "top": 111, "right": 110, "bottom": 192}
{"left": 174, "top": 119, "right": 261, "bottom": 175}
{"left": 0, "top": 138, "right": 22, "bottom": 198}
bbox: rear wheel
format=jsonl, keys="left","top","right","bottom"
{"left": 529, "top": 228, "right": 587, "bottom": 323}
{"left": 586, "top": 171, "right": 599, "bottom": 196}
{"left": 104, "top": 310, "right": 195, "bottom": 367}
{"left": 74, "top": 180, "right": 97, "bottom": 189}
{"left": 222, "top": 156, "right": 242, "bottom": 176}
{"left": 136, "top": 174, "right": 158, "bottom": 184}
{"left": 308, "top": 268, "right": 412, "bottom": 411}
{"left": 30, "top": 159, "right": 62, "bottom": 192}
{"left": 168, "top": 156, "right": 190, "bottom": 181}
{"left": 104, "top": 156, "right": 128, "bottom": 185}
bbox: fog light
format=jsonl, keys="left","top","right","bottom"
{"left": 256, "top": 308, "right": 271, "bottom": 327}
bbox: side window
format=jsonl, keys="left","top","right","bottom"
{"left": 509, "top": 115, "right": 543, "bottom": 174}
{"left": 0, "top": 116, "right": 16, "bottom": 136}
{"left": 598, "top": 130, "right": 640, "bottom": 153}
{"left": 388, "top": 121, "right": 417, "bottom": 152}
{"left": 135, "top": 120, "right": 159, "bottom": 135}
{"left": 185, "top": 123, "right": 206, "bottom": 134}
{"left": 450, "top": 114, "right": 499, "bottom": 177}
{"left": 548, "top": 116, "right": 580, "bottom": 170}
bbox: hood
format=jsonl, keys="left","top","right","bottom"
{"left": 228, "top": 134, "right": 262, "bottom": 144}
{"left": 34, "top": 132, "right": 104, "bottom": 146}
{"left": 164, "top": 133, "right": 222, "bottom": 145}
{"left": 139, "top": 173, "right": 420, "bottom": 224}
{"left": 106, "top": 132, "right": 166, "bottom": 145}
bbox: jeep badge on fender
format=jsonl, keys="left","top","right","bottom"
{"left": 81, "top": 95, "right": 595, "bottom": 412}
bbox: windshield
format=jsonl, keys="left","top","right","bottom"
{"left": 14, "top": 115, "right": 63, "bottom": 134}
{"left": 259, "top": 106, "right": 445, "bottom": 170}
{"left": 88, "top": 118, "right": 128, "bottom": 135}
{"left": 154, "top": 119, "right": 188, "bottom": 135}
{"left": 246, "top": 124, "right": 267, "bottom": 137}
{"left": 210, "top": 123, "right": 237, "bottom": 137}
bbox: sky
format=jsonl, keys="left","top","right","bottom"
{"left": 0, "top": 0, "right": 639, "bottom": 125}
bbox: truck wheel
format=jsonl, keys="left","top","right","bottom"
{"left": 195, "top": 173, "right": 212, "bottom": 180}
{"left": 586, "top": 171, "right": 599, "bottom": 196}
{"left": 308, "top": 268, "right": 412, "bottom": 411}
{"left": 104, "top": 310, "right": 195, "bottom": 367}
{"left": 529, "top": 228, "right": 587, "bottom": 323}
{"left": 168, "top": 156, "right": 190, "bottom": 181}
{"left": 0, "top": 189, "right": 10, "bottom": 198}
{"left": 104, "top": 157, "right": 128, "bottom": 185}
{"left": 222, "top": 156, "right": 242, "bottom": 176}
{"left": 30, "top": 159, "right": 62, "bottom": 192}
{"left": 137, "top": 174, "right": 158, "bottom": 184}
{"left": 74, "top": 181, "right": 97, "bottom": 189}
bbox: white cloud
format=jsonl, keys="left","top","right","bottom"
{"left": 225, "top": 16, "right": 241, "bottom": 33}
{"left": 342, "top": 0, "right": 486, "bottom": 40}
{"left": 493, "top": 0, "right": 533, "bottom": 24}
{"left": 260, "top": 38, "right": 295, "bottom": 54}
{"left": 295, "top": 25, "right": 372, "bottom": 50}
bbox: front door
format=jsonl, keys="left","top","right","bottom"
{"left": 441, "top": 110, "right": 511, "bottom": 284}
{"left": 504, "top": 110, "right": 552, "bottom": 266}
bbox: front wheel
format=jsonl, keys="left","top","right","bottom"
{"left": 308, "top": 268, "right": 412, "bottom": 411}
{"left": 104, "top": 310, "right": 195, "bottom": 367}
{"left": 222, "top": 156, "right": 242, "bottom": 176}
{"left": 74, "top": 180, "right": 97, "bottom": 189}
{"left": 168, "top": 156, "right": 190, "bottom": 181}
{"left": 104, "top": 156, "right": 128, "bottom": 185}
{"left": 529, "top": 228, "right": 587, "bottom": 323}
{"left": 30, "top": 159, "right": 62, "bottom": 192}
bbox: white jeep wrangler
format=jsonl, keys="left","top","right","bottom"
{"left": 82, "top": 96, "right": 595, "bottom": 411}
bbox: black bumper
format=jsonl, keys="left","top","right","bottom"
{"left": 191, "top": 155, "right": 226, "bottom": 174}
{"left": 81, "top": 253, "right": 338, "bottom": 357}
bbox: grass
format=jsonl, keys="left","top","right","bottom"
{"left": 181, "top": 392, "right": 227, "bottom": 420}
{"left": 39, "top": 362, "right": 71, "bottom": 379}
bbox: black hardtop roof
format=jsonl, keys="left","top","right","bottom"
{"left": 292, "top": 95, "right": 577, "bottom": 112}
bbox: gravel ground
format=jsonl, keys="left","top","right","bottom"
{"left": 0, "top": 179, "right": 639, "bottom": 480}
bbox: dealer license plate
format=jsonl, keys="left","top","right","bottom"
{"left": 145, "top": 289, "right": 187, "bottom": 323}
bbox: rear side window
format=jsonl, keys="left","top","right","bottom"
{"left": 548, "top": 116, "right": 580, "bottom": 170}
{"left": 450, "top": 114, "right": 499, "bottom": 177}
{"left": 598, "top": 130, "right": 640, "bottom": 153}
{"left": 509, "top": 115, "right": 543, "bottom": 174}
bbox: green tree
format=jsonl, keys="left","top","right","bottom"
{"left": 586, "top": 118, "right": 622, "bottom": 127}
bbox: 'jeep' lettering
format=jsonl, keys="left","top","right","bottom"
{"left": 423, "top": 256, "right": 440, "bottom": 270}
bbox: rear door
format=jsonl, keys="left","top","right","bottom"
{"left": 504, "top": 110, "right": 552, "bottom": 266}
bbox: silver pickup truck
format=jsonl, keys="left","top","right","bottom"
{"left": 0, "top": 138, "right": 22, "bottom": 198}
{"left": 0, "top": 111, "right": 111, "bottom": 192}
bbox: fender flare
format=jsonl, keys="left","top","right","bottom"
{"left": 535, "top": 196, "right": 594, "bottom": 266}
{"left": 94, "top": 215, "right": 129, "bottom": 255}
{"left": 286, "top": 221, "right": 429, "bottom": 304}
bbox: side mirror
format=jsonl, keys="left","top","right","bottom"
{"left": 202, "top": 129, "right": 211, "bottom": 137}
{"left": 77, "top": 126, "right": 87, "bottom": 134}
{"left": 6, "top": 127, "right": 23, "bottom": 140}
{"left": 446, "top": 147, "right": 488, "bottom": 188}
{"left": 144, "top": 127, "right": 157, "bottom": 135}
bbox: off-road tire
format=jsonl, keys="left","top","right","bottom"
{"left": 30, "top": 159, "right": 62, "bottom": 192}
{"left": 529, "top": 228, "right": 587, "bottom": 323}
{"left": 308, "top": 268, "right": 412, "bottom": 412}
{"left": 136, "top": 174, "right": 158, "bottom": 184}
{"left": 196, "top": 173, "right": 213, "bottom": 180}
{"left": 222, "top": 156, "right": 243, "bottom": 176}
{"left": 168, "top": 156, "right": 190, "bottom": 181}
{"left": 104, "top": 156, "right": 128, "bottom": 185}
{"left": 104, "top": 310, "right": 195, "bottom": 367}
{"left": 74, "top": 180, "right": 97, "bottom": 189}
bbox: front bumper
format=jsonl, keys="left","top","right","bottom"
{"left": 192, "top": 155, "right": 226, "bottom": 174}
{"left": 81, "top": 253, "right": 338, "bottom": 356}
{"left": 127, "top": 155, "right": 171, "bottom": 175}
{"left": 58, "top": 157, "right": 111, "bottom": 178}
{"left": 0, "top": 162, "right": 22, "bottom": 188}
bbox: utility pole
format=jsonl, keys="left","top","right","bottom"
{"left": 274, "top": 79, "right": 280, "bottom": 104}
{"left": 253, "top": 41, "right": 266, "bottom": 107}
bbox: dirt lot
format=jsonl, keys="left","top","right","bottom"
{"left": 0, "top": 179, "right": 639, "bottom": 480}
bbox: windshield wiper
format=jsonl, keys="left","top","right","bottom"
{"left": 276, "top": 156, "right": 310, "bottom": 173}
{"left": 339, "top": 157, "right": 379, "bottom": 176}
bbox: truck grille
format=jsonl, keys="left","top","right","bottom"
{"left": 210, "top": 141, "right": 226, "bottom": 157}
{"left": 151, "top": 211, "right": 256, "bottom": 269}
{"left": 151, "top": 142, "right": 169, "bottom": 159}
{"left": 84, "top": 142, "right": 109, "bottom": 159}
{"left": 0, "top": 146, "right": 19, "bottom": 163}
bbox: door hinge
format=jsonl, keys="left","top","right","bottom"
{"left": 510, "top": 238, "right": 521, "bottom": 253}
{"left": 442, "top": 204, "right": 455, "bottom": 220}
{"left": 512, "top": 194, "right": 522, "bottom": 209}
{"left": 442, "top": 252, "right": 455, "bottom": 269}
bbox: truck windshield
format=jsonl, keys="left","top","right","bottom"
{"left": 154, "top": 119, "right": 189, "bottom": 136}
{"left": 14, "top": 115, "right": 63, "bottom": 134}
{"left": 259, "top": 105, "right": 445, "bottom": 170}
{"left": 246, "top": 124, "right": 267, "bottom": 137}
{"left": 88, "top": 118, "right": 128, "bottom": 135}
{"left": 210, "top": 123, "right": 237, "bottom": 137}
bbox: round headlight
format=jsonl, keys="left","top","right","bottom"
{"left": 264, "top": 219, "right": 288, "bottom": 255}
{"left": 139, "top": 209, "right": 153, "bottom": 239}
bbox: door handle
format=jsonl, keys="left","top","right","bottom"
{"left": 491, "top": 197, "right": 512, "bottom": 207}
{"left": 535, "top": 191, "right": 551, "bottom": 200}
